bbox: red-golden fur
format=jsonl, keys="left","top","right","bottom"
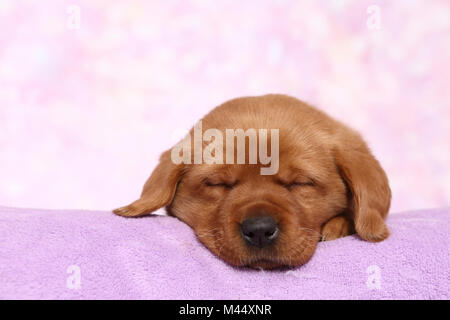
{"left": 114, "top": 94, "right": 391, "bottom": 269}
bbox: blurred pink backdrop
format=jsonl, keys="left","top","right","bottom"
{"left": 1, "top": 0, "right": 449, "bottom": 213}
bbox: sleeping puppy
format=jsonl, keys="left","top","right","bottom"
{"left": 114, "top": 94, "right": 391, "bottom": 269}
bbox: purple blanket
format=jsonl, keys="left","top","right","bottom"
{"left": 1, "top": 206, "right": 449, "bottom": 300}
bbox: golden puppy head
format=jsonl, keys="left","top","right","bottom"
{"left": 114, "top": 94, "right": 391, "bottom": 269}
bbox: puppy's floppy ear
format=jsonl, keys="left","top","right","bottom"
{"left": 113, "top": 150, "right": 184, "bottom": 217}
{"left": 334, "top": 139, "right": 391, "bottom": 242}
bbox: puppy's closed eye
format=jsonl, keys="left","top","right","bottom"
{"left": 279, "top": 179, "right": 315, "bottom": 190}
{"left": 204, "top": 179, "right": 236, "bottom": 189}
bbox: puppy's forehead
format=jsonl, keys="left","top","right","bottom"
{"left": 186, "top": 146, "right": 332, "bottom": 182}
{"left": 201, "top": 94, "right": 333, "bottom": 129}
{"left": 279, "top": 144, "right": 334, "bottom": 178}
{"left": 185, "top": 94, "right": 338, "bottom": 182}
{"left": 187, "top": 163, "right": 258, "bottom": 180}
{"left": 185, "top": 130, "right": 334, "bottom": 179}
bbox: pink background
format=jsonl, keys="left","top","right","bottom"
{"left": 1, "top": 0, "right": 449, "bottom": 213}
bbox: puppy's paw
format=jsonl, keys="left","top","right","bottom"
{"left": 355, "top": 210, "right": 389, "bottom": 242}
{"left": 113, "top": 199, "right": 151, "bottom": 217}
{"left": 113, "top": 205, "right": 136, "bottom": 217}
{"left": 321, "top": 215, "right": 355, "bottom": 241}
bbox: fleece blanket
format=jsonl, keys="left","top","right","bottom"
{"left": 0, "top": 206, "right": 449, "bottom": 300}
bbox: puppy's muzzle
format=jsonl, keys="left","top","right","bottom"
{"left": 240, "top": 216, "right": 279, "bottom": 248}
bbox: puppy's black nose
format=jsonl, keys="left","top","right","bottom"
{"left": 240, "top": 216, "right": 279, "bottom": 248}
